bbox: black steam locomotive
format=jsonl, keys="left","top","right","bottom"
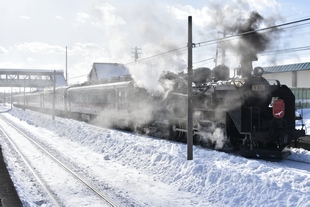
{"left": 165, "top": 64, "right": 305, "bottom": 158}
{"left": 12, "top": 63, "right": 305, "bottom": 159}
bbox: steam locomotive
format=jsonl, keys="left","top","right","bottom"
{"left": 12, "top": 63, "right": 305, "bottom": 159}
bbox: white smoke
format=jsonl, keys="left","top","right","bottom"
{"left": 127, "top": 42, "right": 187, "bottom": 94}
{"left": 198, "top": 122, "right": 227, "bottom": 150}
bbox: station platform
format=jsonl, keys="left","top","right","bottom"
{"left": 0, "top": 146, "right": 22, "bottom": 207}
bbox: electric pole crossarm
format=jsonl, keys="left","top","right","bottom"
{"left": 131, "top": 47, "right": 142, "bottom": 62}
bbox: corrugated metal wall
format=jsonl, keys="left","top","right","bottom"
{"left": 290, "top": 87, "right": 310, "bottom": 108}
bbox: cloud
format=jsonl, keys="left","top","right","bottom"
{"left": 15, "top": 42, "right": 65, "bottom": 54}
{"left": 0, "top": 61, "right": 25, "bottom": 69}
{"left": 77, "top": 12, "right": 90, "bottom": 23}
{"left": 70, "top": 43, "right": 109, "bottom": 62}
{"left": 68, "top": 62, "right": 92, "bottom": 83}
{"left": 76, "top": 3, "right": 125, "bottom": 28}
{"left": 90, "top": 3, "right": 126, "bottom": 27}
{"left": 166, "top": 5, "right": 214, "bottom": 28}
{"left": 27, "top": 58, "right": 35, "bottom": 63}
{"left": 0, "top": 46, "right": 8, "bottom": 55}
{"left": 244, "top": 0, "right": 280, "bottom": 12}
{"left": 12, "top": 41, "right": 108, "bottom": 83}
{"left": 56, "top": 16, "right": 63, "bottom": 20}
{"left": 20, "top": 16, "right": 30, "bottom": 20}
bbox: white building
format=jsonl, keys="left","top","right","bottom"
{"left": 263, "top": 62, "right": 310, "bottom": 87}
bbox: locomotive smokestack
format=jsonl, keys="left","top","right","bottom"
{"left": 240, "top": 54, "right": 257, "bottom": 78}
{"left": 238, "top": 11, "right": 269, "bottom": 78}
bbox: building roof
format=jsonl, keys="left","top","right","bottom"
{"left": 0, "top": 68, "right": 64, "bottom": 75}
{"left": 89, "top": 63, "right": 129, "bottom": 82}
{"left": 263, "top": 62, "right": 310, "bottom": 74}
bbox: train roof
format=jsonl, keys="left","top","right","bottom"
{"left": 43, "top": 85, "right": 71, "bottom": 92}
{"left": 67, "top": 81, "right": 133, "bottom": 91}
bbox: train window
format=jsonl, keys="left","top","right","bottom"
{"left": 94, "top": 94, "right": 100, "bottom": 104}
{"left": 81, "top": 93, "right": 85, "bottom": 104}
{"left": 118, "top": 89, "right": 127, "bottom": 98}
{"left": 85, "top": 93, "right": 88, "bottom": 104}
{"left": 71, "top": 92, "right": 77, "bottom": 103}
{"left": 88, "top": 94, "right": 92, "bottom": 104}
{"left": 99, "top": 94, "right": 104, "bottom": 103}
{"left": 108, "top": 90, "right": 115, "bottom": 104}
{"left": 106, "top": 93, "right": 111, "bottom": 103}
{"left": 88, "top": 93, "right": 92, "bottom": 104}
{"left": 69, "top": 94, "right": 74, "bottom": 102}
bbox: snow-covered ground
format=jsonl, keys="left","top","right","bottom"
{"left": 1, "top": 105, "right": 310, "bottom": 207}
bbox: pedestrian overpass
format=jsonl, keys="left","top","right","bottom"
{"left": 0, "top": 69, "right": 67, "bottom": 88}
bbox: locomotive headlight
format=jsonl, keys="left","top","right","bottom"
{"left": 253, "top": 66, "right": 264, "bottom": 77}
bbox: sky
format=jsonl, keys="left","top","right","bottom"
{"left": 1, "top": 0, "right": 310, "bottom": 85}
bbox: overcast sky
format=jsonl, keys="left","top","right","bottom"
{"left": 1, "top": 0, "right": 310, "bottom": 85}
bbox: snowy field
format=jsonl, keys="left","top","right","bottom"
{"left": 0, "top": 105, "right": 310, "bottom": 207}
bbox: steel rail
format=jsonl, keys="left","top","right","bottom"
{"left": 0, "top": 117, "right": 62, "bottom": 207}
{"left": 0, "top": 116, "right": 119, "bottom": 207}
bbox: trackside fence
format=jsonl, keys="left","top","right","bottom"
{"left": 290, "top": 87, "right": 310, "bottom": 109}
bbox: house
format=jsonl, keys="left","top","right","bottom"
{"left": 263, "top": 62, "right": 310, "bottom": 87}
{"left": 88, "top": 63, "right": 130, "bottom": 82}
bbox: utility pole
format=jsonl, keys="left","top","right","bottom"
{"left": 131, "top": 47, "right": 142, "bottom": 62}
{"left": 66, "top": 46, "right": 68, "bottom": 82}
{"left": 214, "top": 43, "right": 218, "bottom": 67}
{"left": 215, "top": 31, "right": 227, "bottom": 66}
{"left": 52, "top": 70, "right": 56, "bottom": 120}
{"left": 221, "top": 30, "right": 226, "bottom": 65}
{"left": 187, "top": 16, "right": 193, "bottom": 160}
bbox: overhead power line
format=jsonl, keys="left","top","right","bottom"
{"left": 131, "top": 47, "right": 142, "bottom": 62}
{"left": 261, "top": 45, "right": 310, "bottom": 55}
{"left": 125, "top": 47, "right": 187, "bottom": 65}
{"left": 194, "top": 45, "right": 310, "bottom": 68}
{"left": 125, "top": 17, "right": 310, "bottom": 66}
{"left": 69, "top": 73, "right": 88, "bottom": 79}
{"left": 194, "top": 57, "right": 215, "bottom": 64}
{"left": 196, "top": 17, "right": 310, "bottom": 47}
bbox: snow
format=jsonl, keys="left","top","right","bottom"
{"left": 296, "top": 108, "right": 310, "bottom": 135}
{"left": 1, "top": 105, "right": 310, "bottom": 207}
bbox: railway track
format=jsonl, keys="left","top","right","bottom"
{"left": 0, "top": 116, "right": 119, "bottom": 207}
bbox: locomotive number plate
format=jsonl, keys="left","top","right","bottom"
{"left": 252, "top": 85, "right": 265, "bottom": 91}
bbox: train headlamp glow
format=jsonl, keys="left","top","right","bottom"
{"left": 253, "top": 67, "right": 264, "bottom": 77}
